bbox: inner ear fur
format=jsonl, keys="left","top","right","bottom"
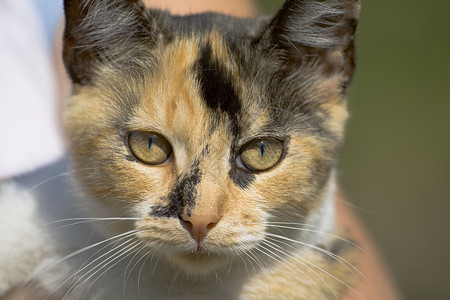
{"left": 258, "top": 0, "right": 360, "bottom": 90}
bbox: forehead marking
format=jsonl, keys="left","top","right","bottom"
{"left": 193, "top": 33, "right": 258, "bottom": 189}
{"left": 195, "top": 37, "right": 241, "bottom": 135}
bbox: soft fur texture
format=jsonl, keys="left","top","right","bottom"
{"left": 0, "top": 0, "right": 361, "bottom": 299}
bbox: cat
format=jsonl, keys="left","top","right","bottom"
{"left": 0, "top": 0, "right": 361, "bottom": 299}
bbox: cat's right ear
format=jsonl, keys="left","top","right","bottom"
{"left": 258, "top": 0, "right": 360, "bottom": 90}
{"left": 63, "top": 0, "right": 160, "bottom": 85}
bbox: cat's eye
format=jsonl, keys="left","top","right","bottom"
{"left": 128, "top": 131, "right": 172, "bottom": 165}
{"left": 239, "top": 138, "right": 284, "bottom": 172}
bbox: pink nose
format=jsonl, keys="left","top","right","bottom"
{"left": 179, "top": 214, "right": 220, "bottom": 244}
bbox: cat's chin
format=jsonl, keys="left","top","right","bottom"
{"left": 170, "top": 251, "right": 229, "bottom": 274}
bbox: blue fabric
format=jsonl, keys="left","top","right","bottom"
{"left": 31, "top": 0, "right": 64, "bottom": 46}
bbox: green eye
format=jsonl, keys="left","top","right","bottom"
{"left": 128, "top": 131, "right": 172, "bottom": 165}
{"left": 239, "top": 138, "right": 284, "bottom": 172}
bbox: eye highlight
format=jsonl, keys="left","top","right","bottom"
{"left": 239, "top": 138, "right": 284, "bottom": 172}
{"left": 128, "top": 131, "right": 172, "bottom": 165}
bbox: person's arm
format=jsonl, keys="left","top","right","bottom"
{"left": 336, "top": 195, "right": 401, "bottom": 299}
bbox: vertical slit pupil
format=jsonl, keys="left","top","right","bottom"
{"left": 258, "top": 141, "right": 266, "bottom": 157}
{"left": 148, "top": 136, "right": 154, "bottom": 150}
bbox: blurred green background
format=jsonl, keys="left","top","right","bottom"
{"left": 258, "top": 0, "right": 450, "bottom": 298}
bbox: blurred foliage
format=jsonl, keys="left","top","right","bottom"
{"left": 257, "top": 0, "right": 450, "bottom": 298}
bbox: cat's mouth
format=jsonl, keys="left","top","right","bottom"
{"left": 170, "top": 250, "right": 229, "bottom": 274}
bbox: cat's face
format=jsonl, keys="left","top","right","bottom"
{"left": 63, "top": 0, "right": 359, "bottom": 274}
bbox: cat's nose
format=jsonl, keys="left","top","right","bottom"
{"left": 179, "top": 213, "right": 220, "bottom": 244}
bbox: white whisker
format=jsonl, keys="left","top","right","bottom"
{"left": 263, "top": 239, "right": 338, "bottom": 299}
{"left": 236, "top": 251, "right": 250, "bottom": 274}
{"left": 36, "top": 230, "right": 138, "bottom": 300}
{"left": 81, "top": 241, "right": 143, "bottom": 298}
{"left": 62, "top": 238, "right": 141, "bottom": 299}
{"left": 25, "top": 171, "right": 74, "bottom": 192}
{"left": 122, "top": 243, "right": 148, "bottom": 294}
{"left": 138, "top": 250, "right": 153, "bottom": 300}
{"left": 244, "top": 248, "right": 266, "bottom": 274}
{"left": 266, "top": 233, "right": 367, "bottom": 285}
{"left": 263, "top": 222, "right": 364, "bottom": 252}
{"left": 256, "top": 242, "right": 327, "bottom": 299}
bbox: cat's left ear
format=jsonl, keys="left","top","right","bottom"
{"left": 258, "top": 0, "right": 360, "bottom": 90}
{"left": 63, "top": 0, "right": 160, "bottom": 85}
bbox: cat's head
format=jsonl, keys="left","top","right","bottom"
{"left": 63, "top": 0, "right": 359, "bottom": 274}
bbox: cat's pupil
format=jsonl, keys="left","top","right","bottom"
{"left": 258, "top": 142, "right": 266, "bottom": 157}
{"left": 148, "top": 136, "right": 154, "bottom": 150}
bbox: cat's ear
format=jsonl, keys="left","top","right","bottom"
{"left": 63, "top": 0, "right": 160, "bottom": 84}
{"left": 258, "top": 0, "right": 360, "bottom": 90}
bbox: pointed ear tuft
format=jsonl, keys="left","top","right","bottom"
{"left": 63, "top": 0, "right": 159, "bottom": 84}
{"left": 259, "top": 0, "right": 360, "bottom": 89}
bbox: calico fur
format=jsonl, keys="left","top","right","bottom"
{"left": 0, "top": 0, "right": 361, "bottom": 299}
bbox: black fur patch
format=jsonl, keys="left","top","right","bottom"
{"left": 151, "top": 160, "right": 202, "bottom": 218}
{"left": 196, "top": 43, "right": 241, "bottom": 135}
{"left": 229, "top": 167, "right": 255, "bottom": 189}
{"left": 195, "top": 43, "right": 257, "bottom": 189}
